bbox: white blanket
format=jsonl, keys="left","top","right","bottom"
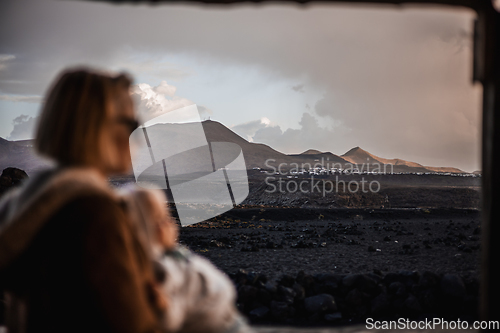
{"left": 158, "top": 246, "right": 251, "bottom": 333}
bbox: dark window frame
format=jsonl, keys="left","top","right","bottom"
{"left": 85, "top": 0, "right": 500, "bottom": 326}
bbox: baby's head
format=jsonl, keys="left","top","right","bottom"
{"left": 124, "top": 187, "right": 178, "bottom": 252}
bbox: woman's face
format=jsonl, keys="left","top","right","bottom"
{"left": 104, "top": 89, "right": 137, "bottom": 176}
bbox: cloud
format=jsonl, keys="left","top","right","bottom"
{"left": 153, "top": 80, "right": 176, "bottom": 97}
{"left": 0, "top": 54, "right": 15, "bottom": 70}
{"left": 0, "top": 94, "right": 42, "bottom": 103}
{"left": 8, "top": 114, "right": 38, "bottom": 140}
{"left": 292, "top": 84, "right": 305, "bottom": 93}
{"left": 0, "top": 55, "right": 15, "bottom": 61}
{"left": 198, "top": 105, "right": 213, "bottom": 116}
{"left": 0, "top": 1, "right": 481, "bottom": 170}
{"left": 131, "top": 81, "right": 209, "bottom": 123}
{"left": 231, "top": 117, "right": 272, "bottom": 141}
{"left": 311, "top": 33, "right": 481, "bottom": 169}
{"left": 252, "top": 112, "right": 340, "bottom": 154}
{"left": 113, "top": 55, "right": 192, "bottom": 82}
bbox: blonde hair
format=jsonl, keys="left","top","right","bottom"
{"left": 35, "top": 67, "right": 133, "bottom": 170}
{"left": 131, "top": 188, "right": 168, "bottom": 223}
{"left": 121, "top": 187, "right": 171, "bottom": 253}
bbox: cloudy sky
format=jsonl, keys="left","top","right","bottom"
{"left": 0, "top": 0, "right": 482, "bottom": 171}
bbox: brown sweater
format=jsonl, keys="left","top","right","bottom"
{"left": 0, "top": 169, "right": 163, "bottom": 333}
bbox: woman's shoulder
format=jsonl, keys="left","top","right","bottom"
{"left": 1, "top": 167, "right": 118, "bottom": 224}
{"left": 0, "top": 167, "right": 125, "bottom": 269}
{"left": 56, "top": 193, "right": 127, "bottom": 221}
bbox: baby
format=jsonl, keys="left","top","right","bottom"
{"left": 121, "top": 186, "right": 252, "bottom": 333}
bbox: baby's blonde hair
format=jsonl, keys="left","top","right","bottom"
{"left": 121, "top": 187, "right": 175, "bottom": 255}
{"left": 131, "top": 188, "right": 168, "bottom": 224}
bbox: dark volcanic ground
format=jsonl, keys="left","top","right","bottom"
{"left": 177, "top": 208, "right": 481, "bottom": 282}
{"left": 109, "top": 171, "right": 481, "bottom": 283}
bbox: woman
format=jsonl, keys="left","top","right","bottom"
{"left": 0, "top": 68, "right": 164, "bottom": 332}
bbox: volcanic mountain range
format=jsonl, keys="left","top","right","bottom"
{"left": 203, "top": 120, "right": 463, "bottom": 173}
{"left": 0, "top": 120, "right": 464, "bottom": 174}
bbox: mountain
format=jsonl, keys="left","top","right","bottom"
{"left": 202, "top": 120, "right": 352, "bottom": 170}
{"left": 300, "top": 149, "right": 323, "bottom": 155}
{"left": 289, "top": 151, "right": 349, "bottom": 167}
{"left": 424, "top": 166, "right": 465, "bottom": 173}
{"left": 0, "top": 120, "right": 466, "bottom": 174}
{"left": 0, "top": 138, "right": 51, "bottom": 175}
{"left": 343, "top": 146, "right": 423, "bottom": 167}
{"left": 201, "top": 122, "right": 464, "bottom": 173}
{"left": 0, "top": 137, "right": 10, "bottom": 157}
{"left": 341, "top": 146, "right": 464, "bottom": 173}
{"left": 342, "top": 146, "right": 385, "bottom": 165}
{"left": 201, "top": 120, "right": 293, "bottom": 169}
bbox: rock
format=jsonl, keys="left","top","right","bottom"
{"left": 356, "top": 274, "right": 379, "bottom": 294}
{"left": 247, "top": 271, "right": 265, "bottom": 285}
{"left": 0, "top": 167, "right": 28, "bottom": 196}
{"left": 278, "top": 274, "right": 295, "bottom": 288}
{"left": 264, "top": 281, "right": 277, "bottom": 294}
{"left": 404, "top": 294, "right": 422, "bottom": 312}
{"left": 383, "top": 272, "right": 399, "bottom": 285}
{"left": 230, "top": 268, "right": 480, "bottom": 325}
{"left": 371, "top": 292, "right": 390, "bottom": 314}
{"left": 1, "top": 167, "right": 28, "bottom": 184}
{"left": 307, "top": 313, "right": 321, "bottom": 323}
{"left": 234, "top": 269, "right": 249, "bottom": 285}
{"left": 366, "top": 273, "right": 383, "bottom": 284}
{"left": 296, "top": 271, "right": 315, "bottom": 289}
{"left": 304, "top": 294, "right": 337, "bottom": 313}
{"left": 398, "top": 271, "right": 420, "bottom": 286}
{"left": 342, "top": 273, "right": 379, "bottom": 294}
{"left": 249, "top": 306, "right": 270, "bottom": 320}
{"left": 419, "top": 289, "right": 438, "bottom": 311}
{"left": 292, "top": 282, "right": 305, "bottom": 300}
{"left": 342, "top": 274, "right": 359, "bottom": 288}
{"left": 345, "top": 288, "right": 369, "bottom": 307}
{"left": 324, "top": 312, "right": 342, "bottom": 322}
{"left": 0, "top": 175, "right": 11, "bottom": 187}
{"left": 321, "top": 279, "right": 339, "bottom": 295}
{"left": 389, "top": 282, "right": 407, "bottom": 297}
{"left": 315, "top": 273, "right": 342, "bottom": 285}
{"left": 278, "top": 285, "right": 296, "bottom": 304}
{"left": 392, "top": 297, "right": 405, "bottom": 309}
{"left": 270, "top": 301, "right": 290, "bottom": 319}
{"left": 257, "top": 289, "right": 272, "bottom": 305}
{"left": 238, "top": 285, "right": 258, "bottom": 304}
{"left": 441, "top": 274, "right": 466, "bottom": 299}
{"left": 296, "top": 270, "right": 307, "bottom": 282}
{"left": 418, "top": 271, "right": 440, "bottom": 289}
